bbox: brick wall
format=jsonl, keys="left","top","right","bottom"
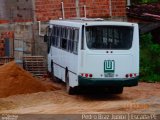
{"left": 35, "top": 0, "right": 126, "bottom": 21}
{"left": 0, "top": 0, "right": 34, "bottom": 23}
{"left": 0, "top": 0, "right": 126, "bottom": 22}
{"left": 35, "top": 0, "right": 62, "bottom": 21}
{"left": 111, "top": 0, "right": 126, "bottom": 17}
{"left": 0, "top": 0, "right": 7, "bottom": 20}
{"left": 13, "top": 0, "right": 34, "bottom": 22}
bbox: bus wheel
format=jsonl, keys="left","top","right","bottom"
{"left": 109, "top": 87, "right": 123, "bottom": 94}
{"left": 65, "top": 71, "right": 75, "bottom": 95}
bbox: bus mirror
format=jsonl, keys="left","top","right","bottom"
{"left": 44, "top": 34, "right": 48, "bottom": 42}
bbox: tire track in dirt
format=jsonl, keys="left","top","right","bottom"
{"left": 0, "top": 82, "right": 160, "bottom": 114}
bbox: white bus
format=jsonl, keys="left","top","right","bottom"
{"left": 45, "top": 18, "right": 139, "bottom": 94}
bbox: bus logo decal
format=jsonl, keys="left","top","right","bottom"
{"left": 104, "top": 60, "right": 115, "bottom": 73}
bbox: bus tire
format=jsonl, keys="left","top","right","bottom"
{"left": 109, "top": 87, "right": 123, "bottom": 94}
{"left": 65, "top": 70, "right": 75, "bottom": 95}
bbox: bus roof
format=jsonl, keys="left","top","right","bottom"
{"left": 49, "top": 18, "right": 137, "bottom": 27}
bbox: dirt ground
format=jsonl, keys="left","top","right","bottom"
{"left": 0, "top": 81, "right": 160, "bottom": 115}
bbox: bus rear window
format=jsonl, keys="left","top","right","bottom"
{"left": 86, "top": 26, "right": 133, "bottom": 50}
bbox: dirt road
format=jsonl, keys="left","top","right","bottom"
{"left": 0, "top": 82, "right": 160, "bottom": 114}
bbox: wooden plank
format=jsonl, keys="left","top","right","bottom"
{"left": 0, "top": 57, "right": 14, "bottom": 66}
{"left": 23, "top": 56, "right": 46, "bottom": 77}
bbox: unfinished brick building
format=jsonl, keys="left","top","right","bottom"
{"left": 35, "top": 0, "right": 126, "bottom": 21}
{"left": 0, "top": 0, "right": 128, "bottom": 64}
{"left": 0, "top": 0, "right": 127, "bottom": 22}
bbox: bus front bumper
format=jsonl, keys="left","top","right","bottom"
{"left": 78, "top": 76, "right": 139, "bottom": 87}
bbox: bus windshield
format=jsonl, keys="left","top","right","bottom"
{"left": 86, "top": 26, "right": 133, "bottom": 50}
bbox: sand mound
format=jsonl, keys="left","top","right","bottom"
{"left": 0, "top": 61, "right": 60, "bottom": 98}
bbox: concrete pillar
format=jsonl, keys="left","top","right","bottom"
{"left": 31, "top": 0, "right": 36, "bottom": 22}
{"left": 75, "top": 0, "right": 80, "bottom": 18}
{"left": 127, "top": 0, "right": 131, "bottom": 6}
{"left": 109, "top": 0, "right": 112, "bottom": 17}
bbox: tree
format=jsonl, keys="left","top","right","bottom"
{"left": 131, "top": 0, "right": 159, "bottom": 4}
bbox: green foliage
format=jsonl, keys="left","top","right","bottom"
{"left": 140, "top": 0, "right": 159, "bottom": 3}
{"left": 133, "top": 0, "right": 159, "bottom": 4}
{"left": 140, "top": 33, "right": 160, "bottom": 82}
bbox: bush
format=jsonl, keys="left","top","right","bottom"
{"left": 140, "top": 33, "right": 160, "bottom": 82}
{"left": 132, "top": 0, "right": 159, "bottom": 4}
{"left": 140, "top": 0, "right": 159, "bottom": 3}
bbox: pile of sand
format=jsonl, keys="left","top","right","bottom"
{"left": 0, "top": 61, "right": 59, "bottom": 98}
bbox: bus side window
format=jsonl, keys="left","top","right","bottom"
{"left": 68, "top": 28, "right": 74, "bottom": 52}
{"left": 81, "top": 26, "right": 84, "bottom": 50}
{"left": 51, "top": 27, "right": 55, "bottom": 46}
{"left": 73, "top": 29, "right": 79, "bottom": 54}
{"left": 61, "top": 38, "right": 67, "bottom": 49}
{"left": 56, "top": 26, "right": 59, "bottom": 47}
{"left": 47, "top": 26, "right": 53, "bottom": 53}
{"left": 56, "top": 26, "right": 61, "bottom": 47}
{"left": 72, "top": 29, "right": 75, "bottom": 52}
{"left": 55, "top": 26, "right": 58, "bottom": 47}
{"left": 61, "top": 27, "right": 68, "bottom": 50}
